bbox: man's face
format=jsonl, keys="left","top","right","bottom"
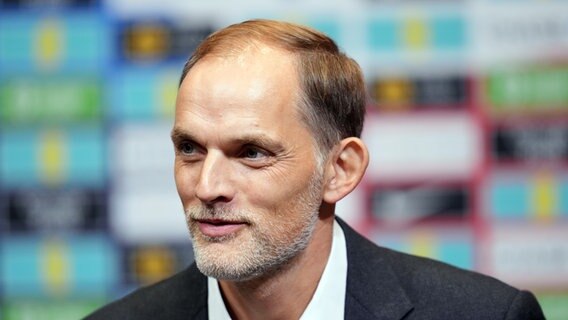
{"left": 172, "top": 46, "right": 325, "bottom": 281}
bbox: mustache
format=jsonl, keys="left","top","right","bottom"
{"left": 185, "top": 205, "right": 252, "bottom": 224}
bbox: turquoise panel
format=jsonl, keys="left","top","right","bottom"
{"left": 64, "top": 13, "right": 112, "bottom": 70}
{"left": 431, "top": 15, "right": 466, "bottom": 49}
{"left": 0, "top": 128, "right": 106, "bottom": 188}
{"left": 0, "top": 15, "right": 35, "bottom": 68}
{"left": 67, "top": 128, "right": 106, "bottom": 187}
{"left": 0, "top": 235, "right": 119, "bottom": 298}
{"left": 368, "top": 19, "right": 398, "bottom": 50}
{"left": 0, "top": 130, "right": 39, "bottom": 187}
{"left": 489, "top": 180, "right": 529, "bottom": 218}
{"left": 439, "top": 241, "right": 473, "bottom": 270}
{"left": 69, "top": 236, "right": 120, "bottom": 296}
{"left": 109, "top": 68, "right": 159, "bottom": 120}
{"left": 0, "top": 13, "right": 111, "bottom": 73}
{"left": 558, "top": 179, "right": 568, "bottom": 217}
{"left": 0, "top": 237, "right": 42, "bottom": 296}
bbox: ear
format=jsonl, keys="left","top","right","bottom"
{"left": 322, "top": 137, "right": 369, "bottom": 204}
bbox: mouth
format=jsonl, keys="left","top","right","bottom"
{"left": 194, "top": 219, "right": 248, "bottom": 238}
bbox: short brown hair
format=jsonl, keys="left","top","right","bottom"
{"left": 179, "top": 19, "right": 366, "bottom": 156}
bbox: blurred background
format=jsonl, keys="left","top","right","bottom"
{"left": 1, "top": 0, "right": 567, "bottom": 319}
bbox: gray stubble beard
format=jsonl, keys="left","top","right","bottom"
{"left": 185, "top": 170, "right": 324, "bottom": 282}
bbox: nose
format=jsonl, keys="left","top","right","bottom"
{"left": 194, "top": 151, "right": 234, "bottom": 205}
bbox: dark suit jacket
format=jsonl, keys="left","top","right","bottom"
{"left": 85, "top": 218, "right": 545, "bottom": 319}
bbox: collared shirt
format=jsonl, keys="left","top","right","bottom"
{"left": 208, "top": 220, "right": 348, "bottom": 320}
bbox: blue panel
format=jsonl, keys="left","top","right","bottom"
{"left": 69, "top": 236, "right": 120, "bottom": 296}
{"left": 0, "top": 128, "right": 106, "bottom": 188}
{"left": 109, "top": 66, "right": 178, "bottom": 121}
{"left": 0, "top": 237, "right": 42, "bottom": 296}
{"left": 431, "top": 15, "right": 466, "bottom": 49}
{"left": 67, "top": 128, "right": 106, "bottom": 187}
{"left": 0, "top": 235, "right": 119, "bottom": 298}
{"left": 489, "top": 181, "right": 529, "bottom": 218}
{"left": 439, "top": 241, "right": 473, "bottom": 270}
{"left": 0, "top": 130, "right": 38, "bottom": 187}
{"left": 0, "top": 15, "right": 35, "bottom": 69}
{"left": 368, "top": 19, "right": 398, "bottom": 50}
{"left": 0, "top": 12, "right": 111, "bottom": 73}
{"left": 558, "top": 179, "right": 568, "bottom": 217}
{"left": 111, "top": 69, "right": 157, "bottom": 120}
{"left": 64, "top": 13, "right": 113, "bottom": 70}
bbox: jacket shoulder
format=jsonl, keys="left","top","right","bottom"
{"left": 338, "top": 218, "right": 545, "bottom": 319}
{"left": 84, "top": 264, "right": 207, "bottom": 320}
{"left": 382, "top": 247, "right": 544, "bottom": 319}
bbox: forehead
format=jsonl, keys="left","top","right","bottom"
{"left": 183, "top": 44, "right": 298, "bottom": 99}
{"left": 174, "top": 46, "right": 306, "bottom": 137}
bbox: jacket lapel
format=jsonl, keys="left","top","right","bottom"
{"left": 186, "top": 219, "right": 413, "bottom": 320}
{"left": 175, "top": 263, "right": 209, "bottom": 320}
{"left": 338, "top": 218, "right": 414, "bottom": 320}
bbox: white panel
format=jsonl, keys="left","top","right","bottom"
{"left": 363, "top": 113, "right": 481, "bottom": 181}
{"left": 110, "top": 122, "right": 187, "bottom": 243}
{"left": 111, "top": 122, "right": 176, "bottom": 191}
{"left": 111, "top": 187, "right": 189, "bottom": 244}
{"left": 483, "top": 226, "right": 568, "bottom": 289}
{"left": 471, "top": 2, "right": 568, "bottom": 67}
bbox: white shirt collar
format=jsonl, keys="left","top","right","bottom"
{"left": 207, "top": 220, "right": 348, "bottom": 320}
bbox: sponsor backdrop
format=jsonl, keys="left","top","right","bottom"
{"left": 1, "top": 0, "right": 567, "bottom": 318}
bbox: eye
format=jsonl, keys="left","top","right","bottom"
{"left": 179, "top": 141, "right": 196, "bottom": 155}
{"left": 241, "top": 147, "right": 268, "bottom": 160}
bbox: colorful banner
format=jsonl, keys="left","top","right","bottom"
{"left": 0, "top": 127, "right": 106, "bottom": 188}
{"left": 6, "top": 189, "right": 107, "bottom": 232}
{"left": 484, "top": 66, "right": 568, "bottom": 112}
{"left": 0, "top": 77, "right": 103, "bottom": 124}
{"left": 368, "top": 13, "right": 466, "bottom": 52}
{"left": 108, "top": 67, "right": 180, "bottom": 121}
{"left": 369, "top": 76, "right": 469, "bottom": 110}
{"left": 371, "top": 228, "right": 474, "bottom": 271}
{"left": 118, "top": 21, "right": 212, "bottom": 62}
{"left": 485, "top": 170, "right": 568, "bottom": 221}
{"left": 2, "top": 299, "right": 105, "bottom": 320}
{"left": 0, "top": 12, "right": 112, "bottom": 73}
{"left": 369, "top": 182, "right": 470, "bottom": 225}
{"left": 123, "top": 244, "right": 193, "bottom": 287}
{"left": 0, "top": 235, "right": 119, "bottom": 298}
{"left": 0, "top": 0, "right": 566, "bottom": 312}
{"left": 491, "top": 121, "right": 568, "bottom": 163}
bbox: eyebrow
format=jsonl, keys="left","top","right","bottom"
{"left": 171, "top": 127, "right": 197, "bottom": 144}
{"left": 170, "top": 127, "right": 286, "bottom": 153}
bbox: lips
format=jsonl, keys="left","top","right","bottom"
{"left": 195, "top": 219, "right": 247, "bottom": 238}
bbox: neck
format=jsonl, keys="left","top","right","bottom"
{"left": 218, "top": 214, "right": 335, "bottom": 320}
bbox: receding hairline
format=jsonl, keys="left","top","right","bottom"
{"left": 177, "top": 19, "right": 366, "bottom": 164}
{"left": 182, "top": 40, "right": 300, "bottom": 82}
{"left": 177, "top": 39, "right": 329, "bottom": 166}
{"left": 179, "top": 19, "right": 340, "bottom": 85}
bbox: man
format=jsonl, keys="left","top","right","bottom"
{"left": 87, "top": 19, "right": 545, "bottom": 319}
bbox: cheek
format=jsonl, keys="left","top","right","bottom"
{"left": 243, "top": 173, "right": 309, "bottom": 214}
{"left": 174, "top": 163, "right": 197, "bottom": 203}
